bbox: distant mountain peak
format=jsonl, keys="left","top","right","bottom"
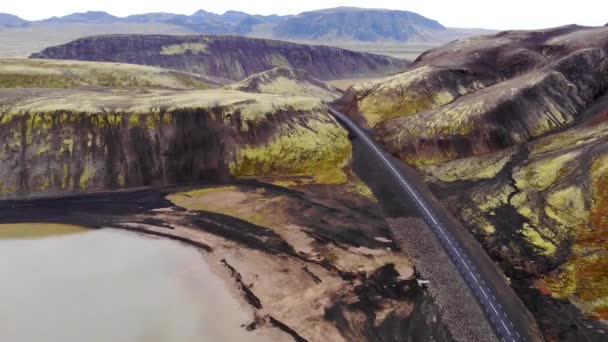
{"left": 274, "top": 7, "right": 446, "bottom": 42}
{"left": 39, "top": 10, "right": 120, "bottom": 24}
{"left": 0, "top": 7, "right": 483, "bottom": 44}
{"left": 192, "top": 9, "right": 216, "bottom": 17}
{"left": 0, "top": 12, "right": 29, "bottom": 28}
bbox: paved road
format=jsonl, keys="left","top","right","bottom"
{"left": 329, "top": 108, "right": 526, "bottom": 342}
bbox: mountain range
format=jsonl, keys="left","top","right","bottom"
{"left": 0, "top": 13, "right": 28, "bottom": 28}
{"left": 0, "top": 7, "right": 489, "bottom": 43}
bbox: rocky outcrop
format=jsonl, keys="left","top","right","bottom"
{"left": 226, "top": 67, "right": 342, "bottom": 101}
{"left": 338, "top": 25, "right": 608, "bottom": 165}
{"left": 0, "top": 87, "right": 350, "bottom": 199}
{"left": 30, "top": 35, "right": 410, "bottom": 81}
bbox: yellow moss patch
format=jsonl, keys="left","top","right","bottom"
{"left": 422, "top": 149, "right": 513, "bottom": 183}
{"left": 353, "top": 66, "right": 459, "bottom": 127}
{"left": 160, "top": 42, "right": 208, "bottom": 55}
{"left": 532, "top": 122, "right": 608, "bottom": 155}
{"left": 544, "top": 154, "right": 608, "bottom": 318}
{"left": 404, "top": 150, "right": 460, "bottom": 167}
{"left": 545, "top": 187, "right": 587, "bottom": 229}
{"left": 166, "top": 186, "right": 255, "bottom": 220}
{"left": 0, "top": 58, "right": 211, "bottom": 89}
{"left": 545, "top": 262, "right": 577, "bottom": 298}
{"left": 79, "top": 165, "right": 95, "bottom": 189}
{"left": 473, "top": 184, "right": 512, "bottom": 212}
{"left": 346, "top": 179, "right": 377, "bottom": 202}
{"left": 230, "top": 75, "right": 339, "bottom": 102}
{"left": 513, "top": 151, "right": 580, "bottom": 191}
{"left": 522, "top": 223, "right": 557, "bottom": 255}
{"left": 230, "top": 117, "right": 352, "bottom": 185}
{"left": 481, "top": 221, "right": 497, "bottom": 234}
{"left": 0, "top": 223, "right": 88, "bottom": 239}
{"left": 267, "top": 54, "right": 291, "bottom": 68}
{"left": 0, "top": 182, "right": 17, "bottom": 194}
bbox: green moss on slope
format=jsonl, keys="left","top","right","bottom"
{"left": 230, "top": 114, "right": 352, "bottom": 184}
{"left": 0, "top": 59, "right": 213, "bottom": 89}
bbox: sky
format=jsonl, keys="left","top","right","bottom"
{"left": 1, "top": 0, "right": 607, "bottom": 30}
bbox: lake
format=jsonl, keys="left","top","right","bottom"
{"left": 0, "top": 224, "right": 268, "bottom": 342}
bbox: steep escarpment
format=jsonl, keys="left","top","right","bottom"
{"left": 0, "top": 87, "right": 350, "bottom": 199}
{"left": 337, "top": 25, "right": 608, "bottom": 165}
{"left": 30, "top": 34, "right": 410, "bottom": 81}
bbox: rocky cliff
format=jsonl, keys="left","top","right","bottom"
{"left": 30, "top": 34, "right": 410, "bottom": 81}
{"left": 0, "top": 59, "right": 351, "bottom": 199}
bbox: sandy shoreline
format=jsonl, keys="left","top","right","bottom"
{"left": 0, "top": 180, "right": 448, "bottom": 341}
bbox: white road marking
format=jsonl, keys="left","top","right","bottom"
{"left": 330, "top": 109, "right": 523, "bottom": 342}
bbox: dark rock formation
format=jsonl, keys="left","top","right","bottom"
{"left": 274, "top": 7, "right": 445, "bottom": 42}
{"left": 338, "top": 25, "right": 608, "bottom": 165}
{"left": 0, "top": 86, "right": 351, "bottom": 199}
{"left": 30, "top": 34, "right": 409, "bottom": 81}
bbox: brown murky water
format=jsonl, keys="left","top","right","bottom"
{"left": 0, "top": 224, "right": 269, "bottom": 342}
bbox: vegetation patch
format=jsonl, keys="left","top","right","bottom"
{"left": 160, "top": 42, "right": 208, "bottom": 55}
{"left": 0, "top": 223, "right": 88, "bottom": 239}
{"left": 230, "top": 116, "right": 352, "bottom": 185}
{"left": 545, "top": 154, "right": 608, "bottom": 319}
{"left": 513, "top": 151, "right": 580, "bottom": 191}
{"left": 0, "top": 59, "right": 213, "bottom": 89}
{"left": 422, "top": 149, "right": 514, "bottom": 183}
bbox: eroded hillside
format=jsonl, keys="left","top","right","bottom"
{"left": 30, "top": 34, "right": 410, "bottom": 81}
{"left": 339, "top": 25, "right": 608, "bottom": 165}
{"left": 337, "top": 24, "right": 608, "bottom": 341}
{"left": 0, "top": 61, "right": 351, "bottom": 199}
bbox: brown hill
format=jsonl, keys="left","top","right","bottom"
{"left": 30, "top": 34, "right": 410, "bottom": 81}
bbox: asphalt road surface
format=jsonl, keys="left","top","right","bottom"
{"left": 329, "top": 107, "right": 543, "bottom": 342}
